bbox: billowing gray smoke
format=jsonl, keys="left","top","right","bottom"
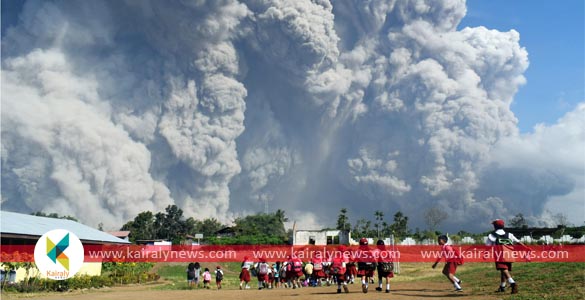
{"left": 2, "top": 0, "right": 583, "bottom": 231}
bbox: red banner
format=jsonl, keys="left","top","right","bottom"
{"left": 2, "top": 244, "right": 584, "bottom": 263}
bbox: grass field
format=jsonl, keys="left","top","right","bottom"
{"left": 3, "top": 262, "right": 583, "bottom": 300}
{"left": 155, "top": 262, "right": 585, "bottom": 299}
{"left": 450, "top": 262, "right": 585, "bottom": 300}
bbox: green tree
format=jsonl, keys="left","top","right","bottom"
{"left": 31, "top": 211, "right": 78, "bottom": 222}
{"left": 275, "top": 209, "right": 289, "bottom": 224}
{"left": 412, "top": 227, "right": 422, "bottom": 241}
{"left": 233, "top": 211, "right": 287, "bottom": 241}
{"left": 353, "top": 218, "right": 372, "bottom": 238}
{"left": 389, "top": 211, "right": 410, "bottom": 240}
{"left": 121, "top": 211, "right": 155, "bottom": 242}
{"left": 157, "top": 205, "right": 188, "bottom": 244}
{"left": 336, "top": 208, "right": 351, "bottom": 231}
{"left": 193, "top": 218, "right": 224, "bottom": 239}
{"left": 381, "top": 221, "right": 390, "bottom": 237}
{"left": 153, "top": 212, "right": 166, "bottom": 238}
{"left": 122, "top": 205, "right": 191, "bottom": 244}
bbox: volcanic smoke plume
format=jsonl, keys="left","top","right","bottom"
{"left": 2, "top": 0, "right": 583, "bottom": 230}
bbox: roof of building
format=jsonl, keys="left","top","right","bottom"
{"left": 106, "top": 231, "right": 131, "bottom": 238}
{"left": 215, "top": 227, "right": 236, "bottom": 234}
{"left": 1, "top": 211, "right": 130, "bottom": 244}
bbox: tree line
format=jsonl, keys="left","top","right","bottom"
{"left": 336, "top": 208, "right": 581, "bottom": 243}
{"left": 120, "top": 205, "right": 289, "bottom": 245}
{"left": 337, "top": 206, "right": 450, "bottom": 242}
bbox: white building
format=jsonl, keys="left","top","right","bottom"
{"left": 293, "top": 230, "right": 351, "bottom": 245}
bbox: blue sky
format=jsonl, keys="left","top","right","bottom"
{"left": 459, "top": 0, "right": 584, "bottom": 133}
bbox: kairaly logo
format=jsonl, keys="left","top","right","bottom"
{"left": 34, "top": 229, "right": 84, "bottom": 280}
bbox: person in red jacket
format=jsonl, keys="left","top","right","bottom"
{"left": 432, "top": 235, "right": 463, "bottom": 292}
{"left": 311, "top": 256, "right": 326, "bottom": 286}
{"left": 330, "top": 245, "right": 349, "bottom": 293}
{"left": 345, "top": 255, "right": 358, "bottom": 284}
{"left": 287, "top": 255, "right": 304, "bottom": 289}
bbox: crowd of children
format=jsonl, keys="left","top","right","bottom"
{"left": 185, "top": 219, "right": 526, "bottom": 295}
{"left": 186, "top": 239, "right": 394, "bottom": 294}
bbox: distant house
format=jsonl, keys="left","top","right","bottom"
{"left": 1, "top": 211, "right": 129, "bottom": 283}
{"left": 215, "top": 227, "right": 236, "bottom": 238}
{"left": 107, "top": 231, "right": 131, "bottom": 242}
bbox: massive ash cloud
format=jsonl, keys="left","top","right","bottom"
{"left": 2, "top": 0, "right": 583, "bottom": 231}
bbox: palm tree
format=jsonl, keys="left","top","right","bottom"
{"left": 375, "top": 210, "right": 384, "bottom": 238}
{"left": 337, "top": 208, "right": 350, "bottom": 231}
{"left": 275, "top": 209, "right": 288, "bottom": 223}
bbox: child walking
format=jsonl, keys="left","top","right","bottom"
{"left": 356, "top": 238, "right": 376, "bottom": 293}
{"left": 256, "top": 258, "right": 269, "bottom": 290}
{"left": 193, "top": 262, "right": 201, "bottom": 288}
{"left": 202, "top": 268, "right": 212, "bottom": 289}
{"left": 431, "top": 235, "right": 463, "bottom": 292}
{"left": 375, "top": 240, "right": 394, "bottom": 293}
{"left": 273, "top": 262, "right": 280, "bottom": 288}
{"left": 186, "top": 263, "right": 196, "bottom": 288}
{"left": 330, "top": 245, "right": 349, "bottom": 294}
{"left": 486, "top": 219, "right": 529, "bottom": 294}
{"left": 215, "top": 266, "right": 224, "bottom": 290}
{"left": 239, "top": 256, "right": 253, "bottom": 289}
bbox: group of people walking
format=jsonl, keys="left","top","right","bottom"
{"left": 188, "top": 219, "right": 526, "bottom": 295}
{"left": 237, "top": 238, "right": 396, "bottom": 294}
{"left": 431, "top": 218, "right": 527, "bottom": 295}
{"left": 186, "top": 262, "right": 223, "bottom": 289}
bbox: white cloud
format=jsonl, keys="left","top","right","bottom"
{"left": 484, "top": 103, "right": 585, "bottom": 225}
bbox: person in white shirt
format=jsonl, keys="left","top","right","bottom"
{"left": 486, "top": 219, "right": 528, "bottom": 294}
{"left": 239, "top": 256, "right": 253, "bottom": 289}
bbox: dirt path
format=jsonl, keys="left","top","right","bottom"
{"left": 6, "top": 281, "right": 505, "bottom": 300}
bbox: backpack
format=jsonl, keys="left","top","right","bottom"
{"left": 359, "top": 261, "right": 376, "bottom": 271}
{"left": 380, "top": 262, "right": 393, "bottom": 273}
{"left": 313, "top": 262, "right": 322, "bottom": 271}
{"left": 493, "top": 231, "right": 516, "bottom": 262}
{"left": 258, "top": 263, "right": 268, "bottom": 275}
{"left": 366, "top": 262, "right": 377, "bottom": 271}
{"left": 293, "top": 260, "right": 303, "bottom": 272}
{"left": 330, "top": 260, "right": 343, "bottom": 275}
{"left": 216, "top": 270, "right": 223, "bottom": 281}
{"left": 494, "top": 231, "right": 514, "bottom": 246}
